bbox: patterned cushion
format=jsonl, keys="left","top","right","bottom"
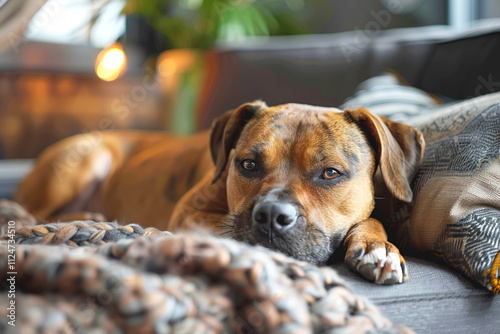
{"left": 343, "top": 77, "right": 500, "bottom": 292}
{"left": 340, "top": 72, "right": 442, "bottom": 122}
{"left": 402, "top": 93, "right": 500, "bottom": 291}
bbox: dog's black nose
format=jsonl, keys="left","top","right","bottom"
{"left": 252, "top": 201, "right": 298, "bottom": 230}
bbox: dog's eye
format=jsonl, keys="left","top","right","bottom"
{"left": 323, "top": 168, "right": 340, "bottom": 179}
{"left": 242, "top": 159, "right": 256, "bottom": 171}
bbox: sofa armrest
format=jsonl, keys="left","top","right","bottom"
{"left": 0, "top": 159, "right": 34, "bottom": 199}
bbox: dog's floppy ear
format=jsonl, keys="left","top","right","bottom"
{"left": 210, "top": 100, "right": 267, "bottom": 183}
{"left": 344, "top": 107, "right": 425, "bottom": 203}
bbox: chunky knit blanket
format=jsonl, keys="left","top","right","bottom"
{"left": 0, "top": 200, "right": 411, "bottom": 333}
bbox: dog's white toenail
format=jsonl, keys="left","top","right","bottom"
{"left": 388, "top": 253, "right": 399, "bottom": 268}
{"left": 356, "top": 248, "right": 365, "bottom": 260}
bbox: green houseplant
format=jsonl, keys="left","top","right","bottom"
{"left": 120, "top": 0, "right": 306, "bottom": 49}
{"left": 93, "top": 0, "right": 307, "bottom": 134}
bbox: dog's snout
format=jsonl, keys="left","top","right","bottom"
{"left": 252, "top": 201, "right": 298, "bottom": 230}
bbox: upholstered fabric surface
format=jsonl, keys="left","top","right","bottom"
{"left": 331, "top": 256, "right": 500, "bottom": 333}
{"left": 0, "top": 160, "right": 33, "bottom": 199}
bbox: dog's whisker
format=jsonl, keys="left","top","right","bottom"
{"left": 214, "top": 213, "right": 238, "bottom": 237}
{"left": 216, "top": 226, "right": 233, "bottom": 231}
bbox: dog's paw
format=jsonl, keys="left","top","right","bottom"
{"left": 345, "top": 241, "right": 408, "bottom": 284}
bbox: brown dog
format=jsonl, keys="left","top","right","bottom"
{"left": 14, "top": 101, "right": 425, "bottom": 284}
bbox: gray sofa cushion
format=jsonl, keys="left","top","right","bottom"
{"left": 0, "top": 159, "right": 33, "bottom": 199}
{"left": 416, "top": 26, "right": 500, "bottom": 99}
{"left": 331, "top": 256, "right": 500, "bottom": 333}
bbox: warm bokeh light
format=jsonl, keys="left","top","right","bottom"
{"left": 95, "top": 43, "right": 127, "bottom": 81}
{"left": 157, "top": 49, "right": 197, "bottom": 79}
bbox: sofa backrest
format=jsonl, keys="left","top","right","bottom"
{"left": 197, "top": 21, "right": 500, "bottom": 129}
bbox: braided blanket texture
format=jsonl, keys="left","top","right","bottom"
{"left": 0, "top": 200, "right": 411, "bottom": 333}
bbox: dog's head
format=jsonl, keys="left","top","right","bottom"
{"left": 210, "top": 101, "right": 424, "bottom": 264}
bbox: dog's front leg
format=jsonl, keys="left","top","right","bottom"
{"left": 168, "top": 172, "right": 229, "bottom": 231}
{"left": 344, "top": 218, "right": 408, "bottom": 284}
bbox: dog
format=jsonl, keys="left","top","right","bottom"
{"left": 14, "top": 101, "right": 425, "bottom": 284}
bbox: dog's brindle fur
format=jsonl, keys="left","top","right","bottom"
{"left": 15, "top": 101, "right": 425, "bottom": 284}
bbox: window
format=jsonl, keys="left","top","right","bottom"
{"left": 24, "top": 0, "right": 125, "bottom": 47}
{"left": 449, "top": 0, "right": 500, "bottom": 29}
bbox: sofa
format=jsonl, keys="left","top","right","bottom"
{"left": 1, "top": 21, "right": 499, "bottom": 332}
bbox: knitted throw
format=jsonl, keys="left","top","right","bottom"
{"left": 0, "top": 200, "right": 411, "bottom": 333}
